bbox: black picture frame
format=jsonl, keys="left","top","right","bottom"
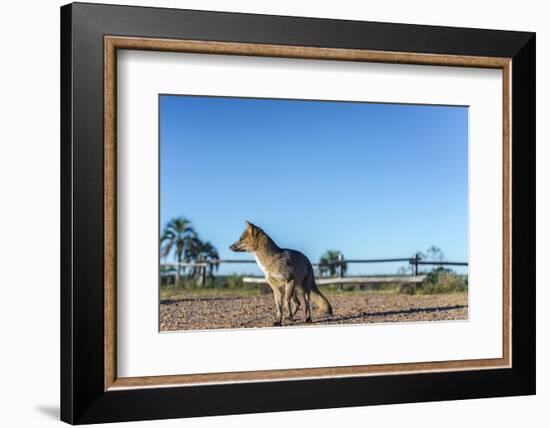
{"left": 61, "top": 2, "right": 535, "bottom": 424}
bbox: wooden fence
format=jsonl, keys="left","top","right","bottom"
{"left": 161, "top": 253, "right": 467, "bottom": 289}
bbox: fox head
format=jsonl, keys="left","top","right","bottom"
{"left": 229, "top": 221, "right": 264, "bottom": 253}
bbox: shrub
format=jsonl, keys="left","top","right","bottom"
{"left": 223, "top": 275, "right": 245, "bottom": 289}
{"left": 415, "top": 268, "right": 468, "bottom": 294}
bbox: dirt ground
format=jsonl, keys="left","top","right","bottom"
{"left": 160, "top": 291, "right": 468, "bottom": 331}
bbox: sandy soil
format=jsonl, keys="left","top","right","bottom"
{"left": 160, "top": 291, "right": 468, "bottom": 331}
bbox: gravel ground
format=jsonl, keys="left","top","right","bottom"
{"left": 160, "top": 292, "right": 468, "bottom": 331}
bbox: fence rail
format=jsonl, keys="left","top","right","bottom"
{"left": 161, "top": 254, "right": 467, "bottom": 288}
{"left": 415, "top": 261, "right": 468, "bottom": 266}
{"left": 243, "top": 275, "right": 427, "bottom": 286}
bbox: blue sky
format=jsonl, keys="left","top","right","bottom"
{"left": 160, "top": 95, "right": 468, "bottom": 275}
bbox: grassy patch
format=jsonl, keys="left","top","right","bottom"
{"left": 415, "top": 269, "right": 468, "bottom": 295}
{"left": 160, "top": 269, "right": 468, "bottom": 301}
{"left": 160, "top": 286, "right": 261, "bottom": 301}
{"left": 162, "top": 274, "right": 246, "bottom": 290}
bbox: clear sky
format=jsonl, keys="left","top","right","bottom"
{"left": 160, "top": 95, "right": 468, "bottom": 275}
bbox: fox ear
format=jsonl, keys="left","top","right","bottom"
{"left": 245, "top": 220, "right": 254, "bottom": 229}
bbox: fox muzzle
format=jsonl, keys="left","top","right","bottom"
{"left": 229, "top": 242, "right": 244, "bottom": 252}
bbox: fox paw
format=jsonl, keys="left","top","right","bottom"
{"left": 305, "top": 317, "right": 312, "bottom": 324}
{"left": 272, "top": 320, "right": 282, "bottom": 327}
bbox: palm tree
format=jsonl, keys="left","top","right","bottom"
{"left": 185, "top": 236, "right": 220, "bottom": 284}
{"left": 198, "top": 241, "right": 220, "bottom": 277}
{"left": 160, "top": 217, "right": 195, "bottom": 285}
{"left": 319, "top": 250, "right": 347, "bottom": 277}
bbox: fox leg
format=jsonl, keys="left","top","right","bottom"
{"left": 303, "top": 291, "right": 312, "bottom": 323}
{"left": 271, "top": 285, "right": 284, "bottom": 326}
{"left": 290, "top": 292, "right": 301, "bottom": 320}
{"left": 284, "top": 280, "right": 297, "bottom": 321}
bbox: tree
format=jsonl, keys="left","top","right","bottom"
{"left": 160, "top": 217, "right": 195, "bottom": 285}
{"left": 426, "top": 245, "right": 445, "bottom": 261}
{"left": 397, "top": 266, "right": 412, "bottom": 276}
{"left": 319, "top": 250, "right": 346, "bottom": 277}
{"left": 185, "top": 236, "right": 220, "bottom": 283}
{"left": 199, "top": 241, "right": 220, "bottom": 276}
{"left": 403, "top": 246, "right": 446, "bottom": 276}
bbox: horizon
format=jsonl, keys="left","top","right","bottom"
{"left": 160, "top": 94, "right": 468, "bottom": 276}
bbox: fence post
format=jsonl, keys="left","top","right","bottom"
{"left": 200, "top": 263, "right": 206, "bottom": 287}
{"left": 338, "top": 253, "right": 344, "bottom": 291}
{"left": 413, "top": 253, "right": 420, "bottom": 276}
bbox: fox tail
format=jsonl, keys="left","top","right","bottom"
{"left": 306, "top": 265, "right": 333, "bottom": 316}
{"left": 310, "top": 288, "right": 333, "bottom": 316}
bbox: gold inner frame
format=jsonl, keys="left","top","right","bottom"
{"left": 104, "top": 35, "right": 512, "bottom": 391}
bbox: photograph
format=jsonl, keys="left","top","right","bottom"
{"left": 159, "top": 95, "right": 469, "bottom": 331}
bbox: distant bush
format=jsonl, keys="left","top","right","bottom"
{"left": 226, "top": 274, "right": 245, "bottom": 289}
{"left": 160, "top": 274, "right": 246, "bottom": 290}
{"left": 415, "top": 267, "right": 468, "bottom": 294}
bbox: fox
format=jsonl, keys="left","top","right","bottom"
{"left": 230, "top": 221, "right": 333, "bottom": 326}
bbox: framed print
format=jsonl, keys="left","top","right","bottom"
{"left": 60, "top": 2, "right": 535, "bottom": 424}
